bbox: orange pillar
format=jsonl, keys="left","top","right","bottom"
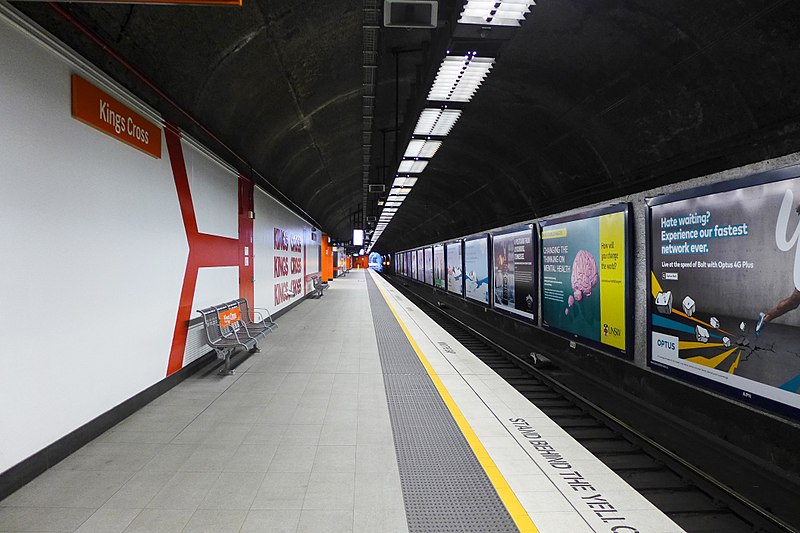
{"left": 321, "top": 234, "right": 333, "bottom": 282}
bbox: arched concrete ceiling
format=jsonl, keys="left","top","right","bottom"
{"left": 13, "top": 0, "right": 800, "bottom": 247}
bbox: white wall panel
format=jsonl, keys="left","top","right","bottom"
{"left": 182, "top": 140, "right": 239, "bottom": 239}
{"left": 306, "top": 229, "right": 321, "bottom": 275}
{"left": 253, "top": 187, "right": 312, "bottom": 314}
{"left": 193, "top": 266, "right": 240, "bottom": 312}
{"left": 0, "top": 17, "right": 187, "bottom": 473}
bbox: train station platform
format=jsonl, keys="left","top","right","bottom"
{"left": 0, "top": 270, "right": 683, "bottom": 533}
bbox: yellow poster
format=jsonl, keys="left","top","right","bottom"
{"left": 599, "top": 212, "right": 626, "bottom": 350}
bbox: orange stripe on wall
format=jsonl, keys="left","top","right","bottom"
{"left": 165, "top": 123, "right": 241, "bottom": 377}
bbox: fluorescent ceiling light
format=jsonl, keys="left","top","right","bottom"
{"left": 387, "top": 195, "right": 406, "bottom": 202}
{"left": 428, "top": 55, "right": 494, "bottom": 102}
{"left": 398, "top": 160, "right": 428, "bottom": 173}
{"left": 393, "top": 176, "right": 418, "bottom": 188}
{"left": 404, "top": 139, "right": 443, "bottom": 158}
{"left": 384, "top": 202, "right": 402, "bottom": 208}
{"left": 413, "top": 108, "right": 462, "bottom": 136}
{"left": 390, "top": 186, "right": 412, "bottom": 195}
{"left": 459, "top": 0, "right": 535, "bottom": 26}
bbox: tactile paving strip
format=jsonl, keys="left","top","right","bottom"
{"left": 366, "top": 274, "right": 519, "bottom": 533}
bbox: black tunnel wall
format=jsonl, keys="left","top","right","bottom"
{"left": 384, "top": 152, "right": 800, "bottom": 528}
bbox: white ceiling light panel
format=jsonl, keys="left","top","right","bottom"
{"left": 393, "top": 176, "right": 418, "bottom": 188}
{"left": 428, "top": 54, "right": 494, "bottom": 102}
{"left": 413, "top": 108, "right": 462, "bottom": 136}
{"left": 398, "top": 160, "right": 429, "bottom": 173}
{"left": 404, "top": 139, "right": 443, "bottom": 158}
{"left": 459, "top": 0, "right": 535, "bottom": 26}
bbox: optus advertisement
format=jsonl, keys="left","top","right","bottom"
{"left": 492, "top": 227, "right": 535, "bottom": 320}
{"left": 541, "top": 206, "right": 629, "bottom": 355}
{"left": 446, "top": 241, "right": 463, "bottom": 295}
{"left": 649, "top": 172, "right": 800, "bottom": 414}
{"left": 433, "top": 244, "right": 445, "bottom": 288}
{"left": 464, "top": 236, "right": 490, "bottom": 304}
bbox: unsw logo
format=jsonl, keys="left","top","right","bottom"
{"left": 603, "top": 323, "right": 621, "bottom": 337}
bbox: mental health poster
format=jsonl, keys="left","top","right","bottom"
{"left": 492, "top": 227, "right": 536, "bottom": 320}
{"left": 649, "top": 170, "right": 800, "bottom": 415}
{"left": 433, "top": 244, "right": 445, "bottom": 289}
{"left": 464, "top": 236, "right": 490, "bottom": 304}
{"left": 446, "top": 241, "right": 463, "bottom": 296}
{"left": 541, "top": 205, "right": 629, "bottom": 355}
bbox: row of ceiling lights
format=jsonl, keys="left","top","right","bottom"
{"left": 368, "top": 0, "right": 536, "bottom": 253}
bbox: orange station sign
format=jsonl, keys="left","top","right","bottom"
{"left": 218, "top": 307, "right": 242, "bottom": 327}
{"left": 71, "top": 74, "right": 162, "bottom": 159}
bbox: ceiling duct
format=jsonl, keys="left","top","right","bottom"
{"left": 384, "top": 1, "right": 438, "bottom": 29}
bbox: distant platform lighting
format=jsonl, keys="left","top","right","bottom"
{"left": 413, "top": 108, "right": 462, "bottom": 136}
{"left": 459, "top": 0, "right": 536, "bottom": 26}
{"left": 428, "top": 54, "right": 494, "bottom": 103}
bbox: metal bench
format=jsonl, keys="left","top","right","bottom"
{"left": 310, "top": 276, "right": 329, "bottom": 298}
{"left": 196, "top": 298, "right": 276, "bottom": 375}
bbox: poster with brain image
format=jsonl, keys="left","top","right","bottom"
{"left": 540, "top": 205, "right": 630, "bottom": 357}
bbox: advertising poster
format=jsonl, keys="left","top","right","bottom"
{"left": 541, "top": 205, "right": 629, "bottom": 355}
{"left": 446, "top": 241, "right": 463, "bottom": 295}
{"left": 424, "top": 247, "right": 434, "bottom": 285}
{"left": 433, "top": 244, "right": 445, "bottom": 288}
{"left": 416, "top": 249, "right": 424, "bottom": 282}
{"left": 411, "top": 250, "right": 418, "bottom": 280}
{"left": 649, "top": 170, "right": 800, "bottom": 415}
{"left": 492, "top": 227, "right": 536, "bottom": 320}
{"left": 464, "top": 236, "right": 490, "bottom": 304}
{"left": 404, "top": 252, "right": 410, "bottom": 277}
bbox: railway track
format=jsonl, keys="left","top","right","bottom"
{"left": 388, "top": 277, "right": 797, "bottom": 533}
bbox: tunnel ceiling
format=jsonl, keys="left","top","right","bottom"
{"left": 13, "top": 0, "right": 800, "bottom": 247}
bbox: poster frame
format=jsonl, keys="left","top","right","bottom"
{"left": 462, "top": 233, "right": 492, "bottom": 307}
{"left": 445, "top": 239, "right": 465, "bottom": 297}
{"left": 645, "top": 165, "right": 800, "bottom": 420}
{"left": 423, "top": 246, "right": 434, "bottom": 286}
{"left": 433, "top": 243, "right": 446, "bottom": 290}
{"left": 490, "top": 224, "right": 538, "bottom": 323}
{"left": 539, "top": 203, "right": 633, "bottom": 358}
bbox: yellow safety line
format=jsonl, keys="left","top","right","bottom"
{"left": 374, "top": 279, "right": 539, "bottom": 533}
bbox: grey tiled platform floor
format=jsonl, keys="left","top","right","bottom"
{"left": 0, "top": 272, "right": 409, "bottom": 533}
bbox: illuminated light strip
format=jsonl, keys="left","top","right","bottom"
{"left": 413, "top": 108, "right": 462, "bottom": 136}
{"left": 428, "top": 54, "right": 494, "bottom": 103}
{"left": 393, "top": 176, "right": 418, "bottom": 188}
{"left": 372, "top": 276, "right": 539, "bottom": 533}
{"left": 404, "top": 139, "right": 442, "bottom": 158}
{"left": 398, "top": 160, "right": 428, "bottom": 173}
{"left": 459, "top": 0, "right": 536, "bottom": 26}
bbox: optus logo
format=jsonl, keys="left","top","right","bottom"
{"left": 656, "top": 338, "right": 676, "bottom": 350}
{"left": 652, "top": 332, "right": 679, "bottom": 360}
